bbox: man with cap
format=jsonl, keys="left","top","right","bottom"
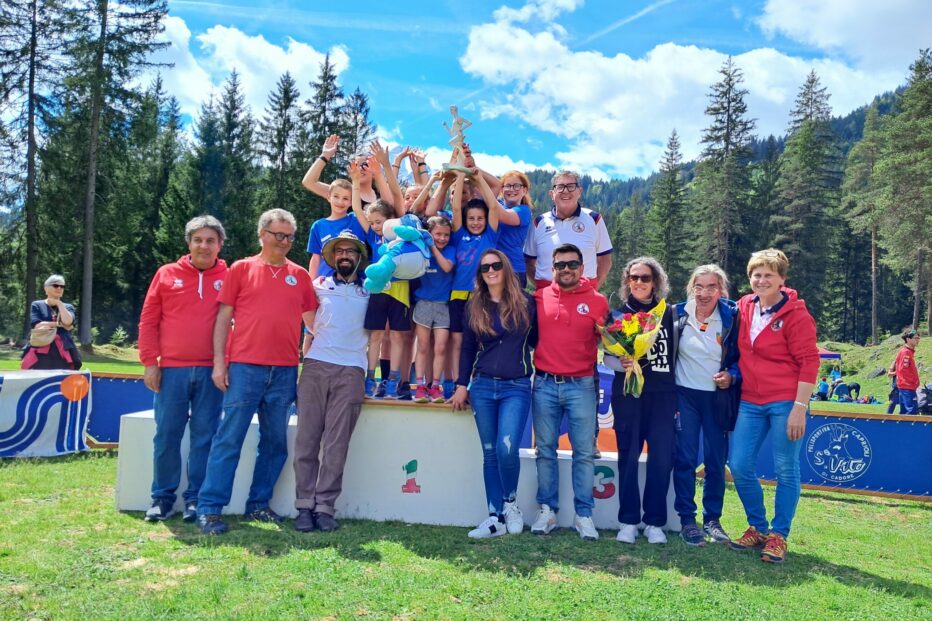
{"left": 197, "top": 208, "right": 317, "bottom": 535}
{"left": 294, "top": 231, "right": 371, "bottom": 532}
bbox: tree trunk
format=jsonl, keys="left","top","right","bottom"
{"left": 870, "top": 225, "right": 878, "bottom": 345}
{"left": 913, "top": 248, "right": 923, "bottom": 331}
{"left": 79, "top": 0, "right": 108, "bottom": 350}
{"left": 926, "top": 254, "right": 931, "bottom": 336}
{"left": 22, "top": 0, "right": 39, "bottom": 341}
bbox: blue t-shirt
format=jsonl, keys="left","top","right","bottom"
{"left": 415, "top": 244, "right": 457, "bottom": 303}
{"left": 451, "top": 226, "right": 500, "bottom": 293}
{"left": 496, "top": 202, "right": 532, "bottom": 274}
{"left": 307, "top": 213, "right": 366, "bottom": 277}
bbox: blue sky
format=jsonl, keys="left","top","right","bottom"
{"left": 156, "top": 0, "right": 931, "bottom": 179}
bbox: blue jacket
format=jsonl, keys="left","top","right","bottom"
{"left": 672, "top": 297, "right": 741, "bottom": 382}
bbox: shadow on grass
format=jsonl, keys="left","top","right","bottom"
{"left": 155, "top": 515, "right": 931, "bottom": 603}
{"left": 800, "top": 488, "right": 932, "bottom": 512}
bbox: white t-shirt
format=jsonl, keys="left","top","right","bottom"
{"left": 306, "top": 275, "right": 370, "bottom": 370}
{"left": 675, "top": 301, "right": 722, "bottom": 391}
{"left": 523, "top": 206, "right": 613, "bottom": 281}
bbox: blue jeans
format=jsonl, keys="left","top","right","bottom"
{"left": 532, "top": 375, "right": 596, "bottom": 517}
{"left": 673, "top": 387, "right": 727, "bottom": 525}
{"left": 728, "top": 400, "right": 802, "bottom": 538}
{"left": 899, "top": 389, "right": 918, "bottom": 414}
{"left": 469, "top": 375, "right": 532, "bottom": 515}
{"left": 197, "top": 363, "right": 297, "bottom": 516}
{"left": 151, "top": 366, "right": 223, "bottom": 504}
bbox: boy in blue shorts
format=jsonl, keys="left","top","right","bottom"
{"left": 413, "top": 216, "right": 456, "bottom": 402}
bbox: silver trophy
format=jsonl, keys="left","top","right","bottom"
{"left": 442, "top": 105, "right": 473, "bottom": 175}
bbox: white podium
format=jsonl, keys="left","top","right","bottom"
{"left": 116, "top": 403, "right": 680, "bottom": 532}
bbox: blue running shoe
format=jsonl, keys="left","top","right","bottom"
{"left": 383, "top": 378, "right": 400, "bottom": 400}
{"left": 442, "top": 379, "right": 456, "bottom": 400}
{"left": 365, "top": 378, "right": 377, "bottom": 398}
{"left": 374, "top": 380, "right": 387, "bottom": 399}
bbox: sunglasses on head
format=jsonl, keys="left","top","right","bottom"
{"left": 479, "top": 261, "right": 504, "bottom": 273}
{"left": 553, "top": 260, "right": 581, "bottom": 271}
{"left": 628, "top": 273, "right": 653, "bottom": 283}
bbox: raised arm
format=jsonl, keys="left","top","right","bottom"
{"left": 370, "top": 139, "right": 405, "bottom": 216}
{"left": 426, "top": 171, "right": 456, "bottom": 217}
{"left": 411, "top": 170, "right": 442, "bottom": 215}
{"left": 410, "top": 148, "right": 430, "bottom": 185}
{"left": 451, "top": 172, "right": 465, "bottom": 232}
{"left": 301, "top": 134, "right": 339, "bottom": 199}
{"left": 473, "top": 171, "right": 500, "bottom": 232}
{"left": 348, "top": 161, "right": 371, "bottom": 233}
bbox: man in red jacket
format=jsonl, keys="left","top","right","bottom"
{"left": 530, "top": 243, "right": 608, "bottom": 541}
{"left": 138, "top": 216, "right": 228, "bottom": 522}
{"left": 893, "top": 329, "right": 922, "bottom": 414}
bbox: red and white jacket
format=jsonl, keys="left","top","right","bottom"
{"left": 737, "top": 287, "right": 819, "bottom": 405}
{"left": 138, "top": 255, "right": 228, "bottom": 368}
{"left": 533, "top": 277, "right": 608, "bottom": 377}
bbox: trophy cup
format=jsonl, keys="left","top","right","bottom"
{"left": 442, "top": 105, "right": 473, "bottom": 175}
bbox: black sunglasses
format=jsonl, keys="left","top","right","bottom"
{"left": 553, "top": 260, "right": 581, "bottom": 271}
{"left": 628, "top": 273, "right": 653, "bottom": 283}
{"left": 479, "top": 261, "right": 504, "bottom": 273}
{"left": 48, "top": 284, "right": 65, "bottom": 289}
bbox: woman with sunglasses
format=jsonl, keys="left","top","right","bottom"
{"left": 21, "top": 274, "right": 81, "bottom": 370}
{"left": 452, "top": 250, "right": 537, "bottom": 538}
{"left": 605, "top": 257, "right": 676, "bottom": 545}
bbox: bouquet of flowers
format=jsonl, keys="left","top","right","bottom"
{"left": 598, "top": 299, "right": 666, "bottom": 397}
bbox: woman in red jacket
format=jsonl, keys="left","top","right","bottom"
{"left": 728, "top": 249, "right": 819, "bottom": 564}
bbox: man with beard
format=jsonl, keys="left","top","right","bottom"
{"left": 293, "top": 231, "right": 371, "bottom": 532}
{"left": 197, "top": 209, "right": 317, "bottom": 535}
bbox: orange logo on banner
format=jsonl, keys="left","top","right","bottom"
{"left": 61, "top": 375, "right": 90, "bottom": 402}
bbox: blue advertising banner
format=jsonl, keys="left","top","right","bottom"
{"left": 86, "top": 375, "right": 152, "bottom": 445}
{"left": 755, "top": 412, "right": 931, "bottom": 499}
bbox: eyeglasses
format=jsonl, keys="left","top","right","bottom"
{"left": 692, "top": 285, "right": 719, "bottom": 294}
{"left": 551, "top": 182, "right": 580, "bottom": 193}
{"left": 628, "top": 273, "right": 653, "bottom": 283}
{"left": 48, "top": 284, "right": 65, "bottom": 289}
{"left": 334, "top": 247, "right": 360, "bottom": 256}
{"left": 502, "top": 183, "right": 525, "bottom": 191}
{"left": 553, "top": 260, "right": 582, "bottom": 271}
{"left": 479, "top": 261, "right": 504, "bottom": 273}
{"left": 264, "top": 229, "right": 296, "bottom": 242}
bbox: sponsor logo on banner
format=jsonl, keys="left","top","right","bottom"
{"left": 806, "top": 423, "right": 872, "bottom": 482}
{"left": 0, "top": 373, "right": 91, "bottom": 458}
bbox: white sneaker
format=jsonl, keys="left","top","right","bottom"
{"left": 503, "top": 501, "right": 524, "bottom": 534}
{"left": 574, "top": 515, "right": 599, "bottom": 541}
{"left": 530, "top": 504, "right": 558, "bottom": 535}
{"left": 644, "top": 525, "right": 667, "bottom": 544}
{"left": 468, "top": 516, "right": 507, "bottom": 539}
{"left": 616, "top": 523, "right": 638, "bottom": 544}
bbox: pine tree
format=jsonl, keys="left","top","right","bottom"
{"left": 789, "top": 70, "right": 832, "bottom": 135}
{"left": 605, "top": 193, "right": 649, "bottom": 301}
{"left": 842, "top": 102, "right": 885, "bottom": 343}
{"left": 343, "top": 87, "right": 375, "bottom": 157}
{"left": 645, "top": 129, "right": 689, "bottom": 293}
{"left": 693, "top": 57, "right": 756, "bottom": 285}
{"left": 0, "top": 0, "right": 75, "bottom": 337}
{"left": 875, "top": 49, "right": 932, "bottom": 331}
{"left": 747, "top": 135, "right": 782, "bottom": 253}
{"left": 72, "top": 0, "right": 169, "bottom": 347}
{"left": 217, "top": 70, "right": 259, "bottom": 260}
{"left": 258, "top": 72, "right": 301, "bottom": 213}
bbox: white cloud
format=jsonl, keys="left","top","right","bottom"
{"left": 460, "top": 6, "right": 914, "bottom": 178}
{"left": 147, "top": 16, "right": 349, "bottom": 120}
{"left": 757, "top": 0, "right": 932, "bottom": 71}
{"left": 493, "top": 0, "right": 585, "bottom": 24}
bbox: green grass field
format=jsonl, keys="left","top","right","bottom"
{"left": 0, "top": 453, "right": 929, "bottom": 620}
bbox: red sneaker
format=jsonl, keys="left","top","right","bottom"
{"left": 761, "top": 532, "right": 788, "bottom": 563}
{"left": 428, "top": 384, "right": 445, "bottom": 403}
{"left": 414, "top": 384, "right": 430, "bottom": 403}
{"left": 728, "top": 526, "right": 768, "bottom": 551}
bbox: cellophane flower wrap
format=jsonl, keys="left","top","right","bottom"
{"left": 598, "top": 299, "right": 666, "bottom": 397}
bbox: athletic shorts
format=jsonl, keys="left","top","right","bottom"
{"left": 364, "top": 292, "right": 411, "bottom": 331}
{"left": 413, "top": 299, "right": 450, "bottom": 330}
{"left": 449, "top": 298, "right": 468, "bottom": 334}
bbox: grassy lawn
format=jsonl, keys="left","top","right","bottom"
{"left": 0, "top": 344, "right": 144, "bottom": 375}
{"left": 0, "top": 453, "right": 929, "bottom": 620}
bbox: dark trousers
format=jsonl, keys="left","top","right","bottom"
{"left": 612, "top": 385, "right": 676, "bottom": 527}
{"left": 672, "top": 387, "right": 728, "bottom": 525}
